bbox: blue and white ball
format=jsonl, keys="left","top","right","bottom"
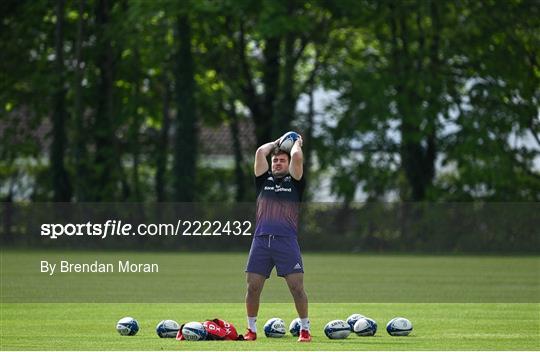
{"left": 278, "top": 131, "right": 300, "bottom": 153}
{"left": 156, "top": 319, "right": 180, "bottom": 338}
{"left": 181, "top": 322, "right": 207, "bottom": 341}
{"left": 289, "top": 318, "right": 301, "bottom": 337}
{"left": 353, "top": 317, "right": 377, "bottom": 336}
{"left": 116, "top": 317, "right": 139, "bottom": 336}
{"left": 324, "top": 320, "right": 351, "bottom": 339}
{"left": 264, "top": 318, "right": 286, "bottom": 338}
{"left": 346, "top": 313, "right": 365, "bottom": 330}
{"left": 386, "top": 317, "right": 413, "bottom": 336}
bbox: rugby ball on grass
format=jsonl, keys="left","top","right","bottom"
{"left": 353, "top": 317, "right": 377, "bottom": 336}
{"left": 289, "top": 318, "right": 301, "bottom": 336}
{"left": 386, "top": 317, "right": 413, "bottom": 336}
{"left": 324, "top": 320, "right": 351, "bottom": 339}
{"left": 346, "top": 313, "right": 365, "bottom": 330}
{"left": 156, "top": 319, "right": 180, "bottom": 338}
{"left": 116, "top": 317, "right": 139, "bottom": 336}
{"left": 278, "top": 131, "right": 300, "bottom": 153}
{"left": 264, "top": 318, "right": 286, "bottom": 337}
{"left": 181, "top": 322, "right": 207, "bottom": 341}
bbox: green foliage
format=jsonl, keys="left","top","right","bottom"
{"left": 0, "top": 0, "right": 538, "bottom": 202}
{"left": 317, "top": 0, "right": 539, "bottom": 201}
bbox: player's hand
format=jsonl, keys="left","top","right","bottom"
{"left": 295, "top": 135, "right": 303, "bottom": 147}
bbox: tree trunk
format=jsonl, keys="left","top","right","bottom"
{"left": 228, "top": 101, "right": 246, "bottom": 202}
{"left": 173, "top": 14, "right": 197, "bottom": 202}
{"left": 273, "top": 34, "right": 296, "bottom": 136}
{"left": 156, "top": 75, "right": 171, "bottom": 202}
{"left": 130, "top": 48, "right": 142, "bottom": 201}
{"left": 389, "top": 3, "right": 436, "bottom": 201}
{"left": 93, "top": 0, "right": 118, "bottom": 201}
{"left": 253, "top": 36, "right": 280, "bottom": 146}
{"left": 73, "top": 0, "right": 88, "bottom": 201}
{"left": 303, "top": 74, "right": 315, "bottom": 200}
{"left": 51, "top": 0, "right": 72, "bottom": 202}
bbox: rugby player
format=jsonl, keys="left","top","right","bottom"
{"left": 244, "top": 134, "right": 311, "bottom": 342}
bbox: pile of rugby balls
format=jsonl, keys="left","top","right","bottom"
{"left": 115, "top": 317, "right": 185, "bottom": 338}
{"left": 116, "top": 314, "right": 413, "bottom": 340}
{"left": 324, "top": 314, "right": 413, "bottom": 339}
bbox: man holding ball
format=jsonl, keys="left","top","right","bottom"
{"left": 244, "top": 131, "right": 311, "bottom": 342}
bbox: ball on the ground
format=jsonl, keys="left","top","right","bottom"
{"left": 346, "top": 313, "right": 365, "bottom": 330}
{"left": 156, "top": 319, "right": 180, "bottom": 338}
{"left": 289, "top": 318, "right": 301, "bottom": 336}
{"left": 116, "top": 317, "right": 139, "bottom": 336}
{"left": 181, "top": 322, "right": 207, "bottom": 341}
{"left": 353, "top": 317, "right": 378, "bottom": 336}
{"left": 386, "top": 317, "right": 413, "bottom": 336}
{"left": 324, "top": 319, "right": 351, "bottom": 339}
{"left": 278, "top": 131, "right": 300, "bottom": 153}
{"left": 264, "top": 318, "right": 286, "bottom": 338}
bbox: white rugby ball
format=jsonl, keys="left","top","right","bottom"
{"left": 182, "top": 321, "right": 207, "bottom": 341}
{"left": 264, "top": 318, "right": 286, "bottom": 338}
{"left": 346, "top": 313, "right": 365, "bottom": 330}
{"left": 324, "top": 320, "right": 351, "bottom": 339}
{"left": 289, "top": 318, "right": 301, "bottom": 336}
{"left": 156, "top": 319, "right": 180, "bottom": 338}
{"left": 278, "top": 131, "right": 300, "bottom": 153}
{"left": 116, "top": 317, "right": 139, "bottom": 336}
{"left": 353, "top": 317, "right": 377, "bottom": 336}
{"left": 386, "top": 317, "right": 413, "bottom": 336}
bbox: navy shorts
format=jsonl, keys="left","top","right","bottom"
{"left": 246, "top": 235, "right": 304, "bottom": 278}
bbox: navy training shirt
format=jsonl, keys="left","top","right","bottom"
{"left": 254, "top": 171, "right": 305, "bottom": 237}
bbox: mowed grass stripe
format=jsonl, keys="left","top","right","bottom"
{"left": 1, "top": 303, "right": 539, "bottom": 350}
{"left": 1, "top": 251, "right": 539, "bottom": 302}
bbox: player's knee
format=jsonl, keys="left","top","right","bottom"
{"left": 246, "top": 281, "right": 263, "bottom": 295}
{"left": 288, "top": 282, "right": 305, "bottom": 297}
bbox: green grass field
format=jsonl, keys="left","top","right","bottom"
{"left": 1, "top": 303, "right": 539, "bottom": 350}
{"left": 1, "top": 251, "right": 539, "bottom": 350}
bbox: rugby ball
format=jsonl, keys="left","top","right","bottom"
{"left": 386, "top": 317, "right": 413, "bottom": 336}
{"left": 353, "top": 317, "right": 377, "bottom": 336}
{"left": 324, "top": 320, "right": 351, "bottom": 339}
{"left": 181, "top": 322, "right": 207, "bottom": 341}
{"left": 346, "top": 313, "right": 365, "bottom": 330}
{"left": 156, "top": 319, "right": 180, "bottom": 338}
{"left": 116, "top": 317, "right": 139, "bottom": 336}
{"left": 289, "top": 318, "right": 301, "bottom": 337}
{"left": 264, "top": 318, "right": 286, "bottom": 338}
{"left": 278, "top": 131, "right": 300, "bottom": 153}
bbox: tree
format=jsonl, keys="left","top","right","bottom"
{"left": 318, "top": 0, "right": 539, "bottom": 201}
{"left": 172, "top": 12, "right": 198, "bottom": 202}
{"left": 50, "top": 0, "right": 72, "bottom": 201}
{"left": 439, "top": 0, "right": 540, "bottom": 200}
{"left": 91, "top": 0, "right": 120, "bottom": 200}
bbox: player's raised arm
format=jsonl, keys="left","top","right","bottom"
{"left": 289, "top": 136, "right": 303, "bottom": 180}
{"left": 254, "top": 140, "right": 279, "bottom": 177}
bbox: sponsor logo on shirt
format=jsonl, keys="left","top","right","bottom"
{"left": 264, "top": 186, "right": 292, "bottom": 192}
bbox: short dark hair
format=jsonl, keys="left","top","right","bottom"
{"left": 271, "top": 147, "right": 290, "bottom": 161}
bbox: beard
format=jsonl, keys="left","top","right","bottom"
{"left": 272, "top": 168, "right": 288, "bottom": 178}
